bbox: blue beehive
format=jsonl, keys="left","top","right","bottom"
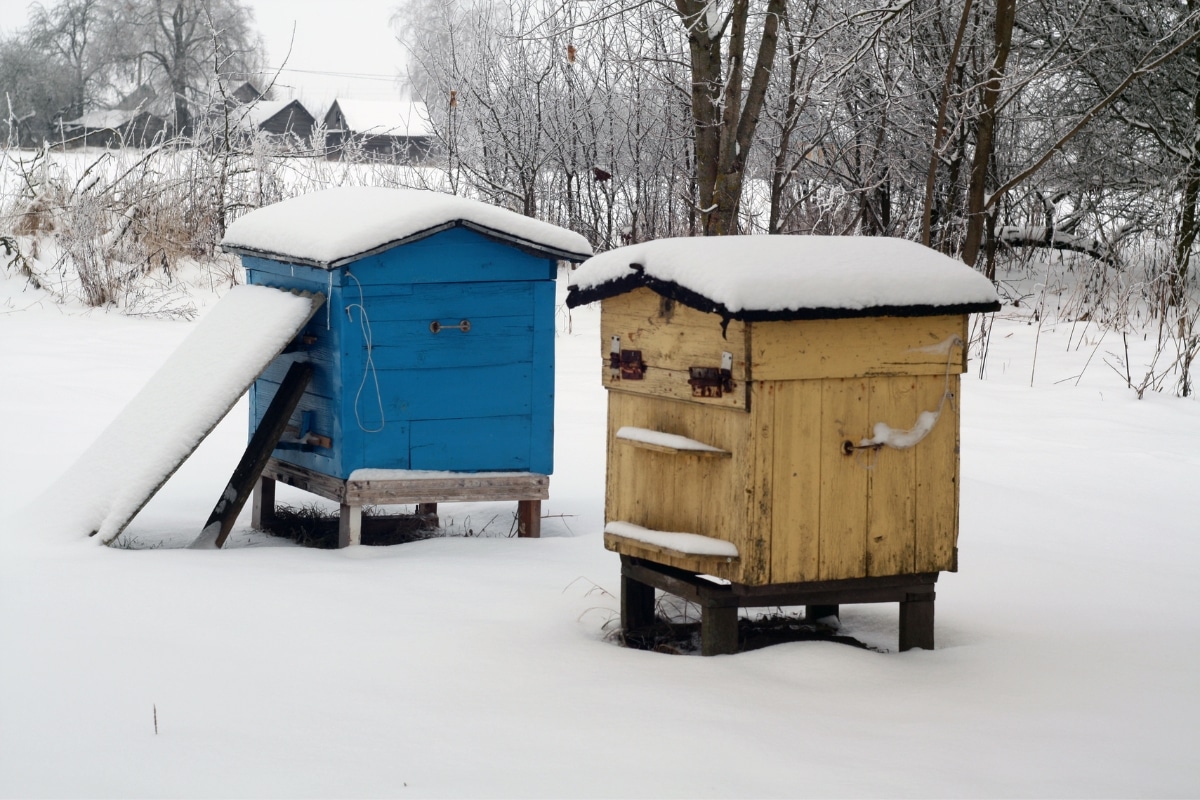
{"left": 222, "top": 187, "right": 592, "bottom": 485}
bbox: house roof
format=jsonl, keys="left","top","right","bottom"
{"left": 328, "top": 99, "right": 433, "bottom": 137}
{"left": 234, "top": 99, "right": 315, "bottom": 129}
{"left": 61, "top": 110, "right": 139, "bottom": 130}
{"left": 566, "top": 236, "right": 1000, "bottom": 321}
{"left": 221, "top": 186, "right": 593, "bottom": 267}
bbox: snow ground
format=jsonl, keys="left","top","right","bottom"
{"left": 1, "top": 261, "right": 1199, "bottom": 797}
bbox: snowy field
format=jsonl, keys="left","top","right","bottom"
{"left": 2, "top": 259, "right": 1199, "bottom": 798}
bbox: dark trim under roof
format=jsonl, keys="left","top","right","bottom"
{"left": 565, "top": 266, "right": 1002, "bottom": 323}
{"left": 223, "top": 219, "right": 593, "bottom": 269}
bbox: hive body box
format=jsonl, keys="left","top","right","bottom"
{"left": 222, "top": 187, "right": 592, "bottom": 544}
{"left": 244, "top": 226, "right": 557, "bottom": 478}
{"left": 600, "top": 287, "right": 967, "bottom": 585}
{"left": 567, "top": 236, "right": 1000, "bottom": 652}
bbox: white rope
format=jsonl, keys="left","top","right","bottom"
{"left": 344, "top": 271, "right": 385, "bottom": 433}
{"left": 856, "top": 335, "right": 963, "bottom": 454}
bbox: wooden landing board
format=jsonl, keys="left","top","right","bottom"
{"left": 43, "top": 286, "right": 325, "bottom": 545}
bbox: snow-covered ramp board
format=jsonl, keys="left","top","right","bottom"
{"left": 35, "top": 285, "right": 323, "bottom": 545}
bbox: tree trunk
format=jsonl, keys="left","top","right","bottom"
{"left": 962, "top": 0, "right": 1016, "bottom": 269}
{"left": 677, "top": 0, "right": 786, "bottom": 236}
{"left": 1173, "top": 2, "right": 1200, "bottom": 306}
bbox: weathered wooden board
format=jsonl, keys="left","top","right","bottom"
{"left": 603, "top": 532, "right": 741, "bottom": 578}
{"left": 346, "top": 472, "right": 548, "bottom": 505}
{"left": 865, "top": 376, "right": 919, "bottom": 576}
{"left": 198, "top": 361, "right": 314, "bottom": 549}
{"left": 914, "top": 372, "right": 960, "bottom": 573}
{"left": 768, "top": 379, "right": 822, "bottom": 584}
{"left": 604, "top": 391, "right": 754, "bottom": 583}
{"left": 817, "top": 377, "right": 870, "bottom": 580}
{"left": 601, "top": 286, "right": 749, "bottom": 410}
{"left": 752, "top": 314, "right": 966, "bottom": 381}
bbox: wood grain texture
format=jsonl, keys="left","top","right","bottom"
{"left": 752, "top": 314, "right": 965, "bottom": 381}
{"left": 604, "top": 391, "right": 749, "bottom": 582}
{"left": 603, "top": 532, "right": 741, "bottom": 578}
{"left": 768, "top": 379, "right": 822, "bottom": 583}
{"left": 865, "top": 376, "right": 919, "bottom": 576}
{"left": 601, "top": 287, "right": 749, "bottom": 410}
{"left": 914, "top": 372, "right": 960, "bottom": 573}
{"left": 818, "top": 378, "right": 870, "bottom": 580}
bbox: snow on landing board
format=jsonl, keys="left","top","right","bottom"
{"left": 604, "top": 521, "right": 739, "bottom": 558}
{"left": 221, "top": 186, "right": 594, "bottom": 268}
{"left": 567, "top": 235, "right": 1000, "bottom": 319}
{"left": 33, "top": 285, "right": 322, "bottom": 545}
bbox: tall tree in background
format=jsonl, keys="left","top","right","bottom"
{"left": 0, "top": 0, "right": 261, "bottom": 141}
{"left": 674, "top": 0, "right": 787, "bottom": 235}
{"left": 116, "top": 0, "right": 261, "bottom": 135}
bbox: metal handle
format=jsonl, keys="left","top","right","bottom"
{"left": 430, "top": 319, "right": 471, "bottom": 334}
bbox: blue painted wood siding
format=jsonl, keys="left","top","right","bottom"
{"left": 245, "top": 226, "right": 556, "bottom": 479}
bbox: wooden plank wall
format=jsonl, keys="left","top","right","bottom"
{"left": 600, "top": 287, "right": 750, "bottom": 411}
{"left": 766, "top": 372, "right": 961, "bottom": 584}
{"left": 601, "top": 296, "right": 968, "bottom": 586}
{"left": 605, "top": 391, "right": 763, "bottom": 583}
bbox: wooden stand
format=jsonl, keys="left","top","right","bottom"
{"left": 620, "top": 556, "right": 937, "bottom": 655}
{"left": 253, "top": 458, "right": 548, "bottom": 547}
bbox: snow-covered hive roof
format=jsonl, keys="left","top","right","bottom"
{"left": 222, "top": 186, "right": 594, "bottom": 268}
{"left": 566, "top": 235, "right": 1000, "bottom": 321}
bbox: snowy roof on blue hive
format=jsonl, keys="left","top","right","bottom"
{"left": 566, "top": 235, "right": 1000, "bottom": 321}
{"left": 221, "top": 187, "right": 594, "bottom": 268}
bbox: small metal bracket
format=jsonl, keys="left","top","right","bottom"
{"left": 620, "top": 350, "right": 646, "bottom": 380}
{"left": 430, "top": 319, "right": 471, "bottom": 334}
{"left": 688, "top": 351, "right": 735, "bottom": 397}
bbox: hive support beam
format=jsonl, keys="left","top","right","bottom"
{"left": 339, "top": 503, "right": 362, "bottom": 548}
{"left": 898, "top": 592, "right": 935, "bottom": 651}
{"left": 621, "top": 567, "right": 657, "bottom": 633}
{"left": 416, "top": 503, "right": 439, "bottom": 528}
{"left": 700, "top": 605, "right": 739, "bottom": 656}
{"left": 517, "top": 499, "right": 541, "bottom": 538}
{"left": 201, "top": 361, "right": 313, "bottom": 549}
{"left": 252, "top": 476, "right": 277, "bottom": 531}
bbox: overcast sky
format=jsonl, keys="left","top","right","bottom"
{"left": 0, "top": 0, "right": 410, "bottom": 112}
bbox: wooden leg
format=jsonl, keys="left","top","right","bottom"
{"left": 700, "top": 604, "right": 739, "bottom": 656}
{"left": 338, "top": 503, "right": 362, "bottom": 548}
{"left": 621, "top": 568, "right": 656, "bottom": 633}
{"left": 251, "top": 476, "right": 276, "bottom": 531}
{"left": 517, "top": 499, "right": 541, "bottom": 538}
{"left": 416, "top": 502, "right": 439, "bottom": 529}
{"left": 806, "top": 604, "right": 840, "bottom": 626}
{"left": 899, "top": 593, "right": 935, "bottom": 651}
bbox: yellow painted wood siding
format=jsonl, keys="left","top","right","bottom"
{"left": 752, "top": 314, "right": 965, "bottom": 381}
{"left": 764, "top": 371, "right": 960, "bottom": 583}
{"left": 600, "top": 287, "right": 749, "bottom": 410}
{"left": 604, "top": 390, "right": 757, "bottom": 582}
{"left": 600, "top": 296, "right": 968, "bottom": 586}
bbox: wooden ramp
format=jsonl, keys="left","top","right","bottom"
{"left": 39, "top": 285, "right": 323, "bottom": 546}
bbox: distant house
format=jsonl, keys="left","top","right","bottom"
{"left": 322, "top": 99, "right": 436, "bottom": 163}
{"left": 58, "top": 109, "right": 167, "bottom": 148}
{"left": 231, "top": 99, "right": 316, "bottom": 146}
{"left": 230, "top": 81, "right": 265, "bottom": 105}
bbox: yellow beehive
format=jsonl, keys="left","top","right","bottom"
{"left": 567, "top": 236, "right": 1000, "bottom": 589}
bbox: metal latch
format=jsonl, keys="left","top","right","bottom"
{"left": 688, "top": 351, "right": 735, "bottom": 397}
{"left": 609, "top": 335, "right": 645, "bottom": 380}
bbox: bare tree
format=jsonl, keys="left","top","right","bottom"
{"left": 111, "top": 0, "right": 261, "bottom": 136}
